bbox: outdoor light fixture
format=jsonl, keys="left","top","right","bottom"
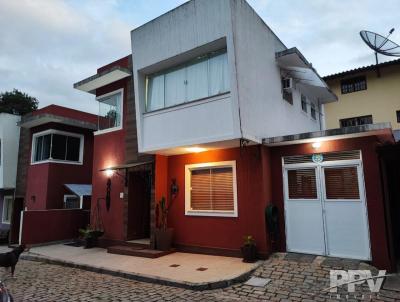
{"left": 170, "top": 178, "right": 179, "bottom": 198}
{"left": 106, "top": 178, "right": 111, "bottom": 211}
{"left": 105, "top": 169, "right": 114, "bottom": 177}
{"left": 312, "top": 142, "right": 321, "bottom": 149}
{"left": 186, "top": 147, "right": 206, "bottom": 153}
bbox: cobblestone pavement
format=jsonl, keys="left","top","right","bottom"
{"left": 4, "top": 253, "right": 400, "bottom": 301}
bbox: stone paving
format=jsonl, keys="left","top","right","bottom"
{"left": 4, "top": 253, "right": 400, "bottom": 301}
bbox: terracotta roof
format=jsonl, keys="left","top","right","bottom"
{"left": 323, "top": 58, "right": 400, "bottom": 80}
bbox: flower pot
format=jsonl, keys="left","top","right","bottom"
{"left": 155, "top": 228, "right": 173, "bottom": 251}
{"left": 84, "top": 237, "right": 97, "bottom": 249}
{"left": 241, "top": 244, "right": 257, "bottom": 263}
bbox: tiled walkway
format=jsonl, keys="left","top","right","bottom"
{"left": 5, "top": 253, "right": 400, "bottom": 301}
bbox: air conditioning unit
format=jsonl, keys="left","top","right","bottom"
{"left": 282, "top": 78, "right": 294, "bottom": 91}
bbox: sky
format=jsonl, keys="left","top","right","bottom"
{"left": 1, "top": 0, "right": 399, "bottom": 114}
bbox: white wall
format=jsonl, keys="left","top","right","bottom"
{"left": 231, "top": 0, "right": 322, "bottom": 140}
{"left": 0, "top": 113, "right": 21, "bottom": 189}
{"left": 131, "top": 0, "right": 325, "bottom": 154}
{"left": 131, "top": 0, "right": 242, "bottom": 153}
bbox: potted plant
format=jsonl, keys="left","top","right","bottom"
{"left": 155, "top": 196, "right": 173, "bottom": 251}
{"left": 241, "top": 235, "right": 257, "bottom": 263}
{"left": 79, "top": 225, "right": 104, "bottom": 249}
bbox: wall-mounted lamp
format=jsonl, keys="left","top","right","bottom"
{"left": 312, "top": 141, "right": 321, "bottom": 150}
{"left": 105, "top": 169, "right": 114, "bottom": 178}
{"left": 106, "top": 178, "right": 111, "bottom": 211}
{"left": 170, "top": 178, "right": 179, "bottom": 199}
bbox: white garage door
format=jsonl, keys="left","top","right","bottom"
{"left": 283, "top": 150, "right": 371, "bottom": 260}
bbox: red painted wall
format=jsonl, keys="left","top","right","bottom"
{"left": 269, "top": 136, "right": 391, "bottom": 270}
{"left": 156, "top": 146, "right": 272, "bottom": 256}
{"left": 25, "top": 123, "right": 94, "bottom": 210}
{"left": 90, "top": 79, "right": 128, "bottom": 241}
{"left": 32, "top": 105, "right": 98, "bottom": 125}
{"left": 21, "top": 209, "right": 89, "bottom": 244}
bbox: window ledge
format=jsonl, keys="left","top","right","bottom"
{"left": 144, "top": 92, "right": 230, "bottom": 117}
{"left": 185, "top": 210, "right": 238, "bottom": 218}
{"left": 94, "top": 125, "right": 123, "bottom": 136}
{"left": 31, "top": 160, "right": 83, "bottom": 166}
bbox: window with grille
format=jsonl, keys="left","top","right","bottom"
{"left": 340, "top": 115, "right": 373, "bottom": 128}
{"left": 2, "top": 196, "right": 13, "bottom": 224}
{"left": 311, "top": 103, "right": 317, "bottom": 120}
{"left": 341, "top": 76, "right": 367, "bottom": 94}
{"left": 32, "top": 130, "right": 83, "bottom": 164}
{"left": 185, "top": 161, "right": 237, "bottom": 217}
{"left": 301, "top": 94, "right": 307, "bottom": 112}
{"left": 287, "top": 169, "right": 318, "bottom": 199}
{"left": 324, "top": 167, "right": 360, "bottom": 199}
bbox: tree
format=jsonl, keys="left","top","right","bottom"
{"left": 0, "top": 89, "right": 39, "bottom": 115}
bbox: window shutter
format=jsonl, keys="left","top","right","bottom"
{"left": 211, "top": 167, "right": 234, "bottom": 211}
{"left": 190, "top": 166, "right": 234, "bottom": 211}
{"left": 287, "top": 169, "right": 317, "bottom": 199}
{"left": 190, "top": 169, "right": 212, "bottom": 210}
{"left": 324, "top": 167, "right": 360, "bottom": 199}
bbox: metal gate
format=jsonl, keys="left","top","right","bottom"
{"left": 283, "top": 150, "right": 371, "bottom": 260}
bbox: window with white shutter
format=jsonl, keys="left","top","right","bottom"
{"left": 185, "top": 161, "right": 238, "bottom": 217}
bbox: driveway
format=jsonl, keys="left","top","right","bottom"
{"left": 5, "top": 253, "right": 400, "bottom": 301}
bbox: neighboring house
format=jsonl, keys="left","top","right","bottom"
{"left": 74, "top": 56, "right": 153, "bottom": 248}
{"left": 128, "top": 0, "right": 396, "bottom": 271}
{"left": 0, "top": 113, "right": 20, "bottom": 238}
{"left": 17, "top": 105, "right": 97, "bottom": 245}
{"left": 323, "top": 59, "right": 400, "bottom": 139}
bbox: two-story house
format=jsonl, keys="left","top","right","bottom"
{"left": 323, "top": 59, "right": 400, "bottom": 139}
{"left": 0, "top": 113, "right": 20, "bottom": 240}
{"left": 130, "top": 0, "right": 395, "bottom": 271}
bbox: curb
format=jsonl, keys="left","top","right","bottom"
{"left": 21, "top": 254, "right": 263, "bottom": 291}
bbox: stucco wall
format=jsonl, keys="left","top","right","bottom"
{"left": 155, "top": 145, "right": 273, "bottom": 257}
{"left": 0, "top": 113, "right": 21, "bottom": 189}
{"left": 25, "top": 123, "right": 94, "bottom": 210}
{"left": 324, "top": 64, "right": 400, "bottom": 130}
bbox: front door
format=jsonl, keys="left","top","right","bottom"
{"left": 283, "top": 151, "right": 371, "bottom": 260}
{"left": 127, "top": 170, "right": 151, "bottom": 240}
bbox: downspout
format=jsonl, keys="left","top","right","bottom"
{"left": 317, "top": 98, "right": 323, "bottom": 130}
{"left": 229, "top": 0, "right": 244, "bottom": 140}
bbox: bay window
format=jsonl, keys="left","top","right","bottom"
{"left": 32, "top": 130, "right": 83, "bottom": 164}
{"left": 146, "top": 50, "right": 229, "bottom": 112}
{"left": 185, "top": 161, "right": 238, "bottom": 217}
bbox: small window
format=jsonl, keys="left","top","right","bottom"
{"left": 2, "top": 196, "right": 13, "bottom": 224}
{"left": 301, "top": 94, "right": 307, "bottom": 112}
{"left": 396, "top": 110, "right": 400, "bottom": 123}
{"left": 185, "top": 161, "right": 237, "bottom": 217}
{"left": 340, "top": 115, "right": 373, "bottom": 128}
{"left": 324, "top": 167, "right": 360, "bottom": 200}
{"left": 287, "top": 169, "right": 317, "bottom": 199}
{"left": 281, "top": 78, "right": 293, "bottom": 105}
{"left": 341, "top": 76, "right": 367, "bottom": 94}
{"left": 32, "top": 130, "right": 83, "bottom": 164}
{"left": 311, "top": 103, "right": 317, "bottom": 120}
{"left": 64, "top": 195, "right": 81, "bottom": 209}
{"left": 97, "top": 90, "right": 123, "bottom": 132}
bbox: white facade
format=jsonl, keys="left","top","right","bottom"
{"left": 0, "top": 113, "right": 21, "bottom": 189}
{"left": 131, "top": 0, "right": 336, "bottom": 155}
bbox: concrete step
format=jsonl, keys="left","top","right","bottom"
{"left": 107, "top": 245, "right": 174, "bottom": 258}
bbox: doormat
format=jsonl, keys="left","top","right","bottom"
{"left": 64, "top": 241, "right": 84, "bottom": 247}
{"left": 285, "top": 253, "right": 316, "bottom": 263}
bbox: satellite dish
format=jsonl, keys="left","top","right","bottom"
{"left": 360, "top": 29, "right": 400, "bottom": 76}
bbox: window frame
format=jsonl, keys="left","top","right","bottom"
{"left": 184, "top": 160, "right": 238, "bottom": 217}
{"left": 94, "top": 88, "right": 124, "bottom": 136}
{"left": 145, "top": 49, "right": 230, "bottom": 113}
{"left": 396, "top": 110, "right": 400, "bottom": 123}
{"left": 63, "top": 194, "right": 82, "bottom": 209}
{"left": 301, "top": 94, "right": 308, "bottom": 113}
{"left": 340, "top": 76, "right": 367, "bottom": 94}
{"left": 339, "top": 115, "right": 373, "bottom": 128}
{"left": 2, "top": 196, "right": 13, "bottom": 224}
{"left": 31, "top": 129, "right": 84, "bottom": 165}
